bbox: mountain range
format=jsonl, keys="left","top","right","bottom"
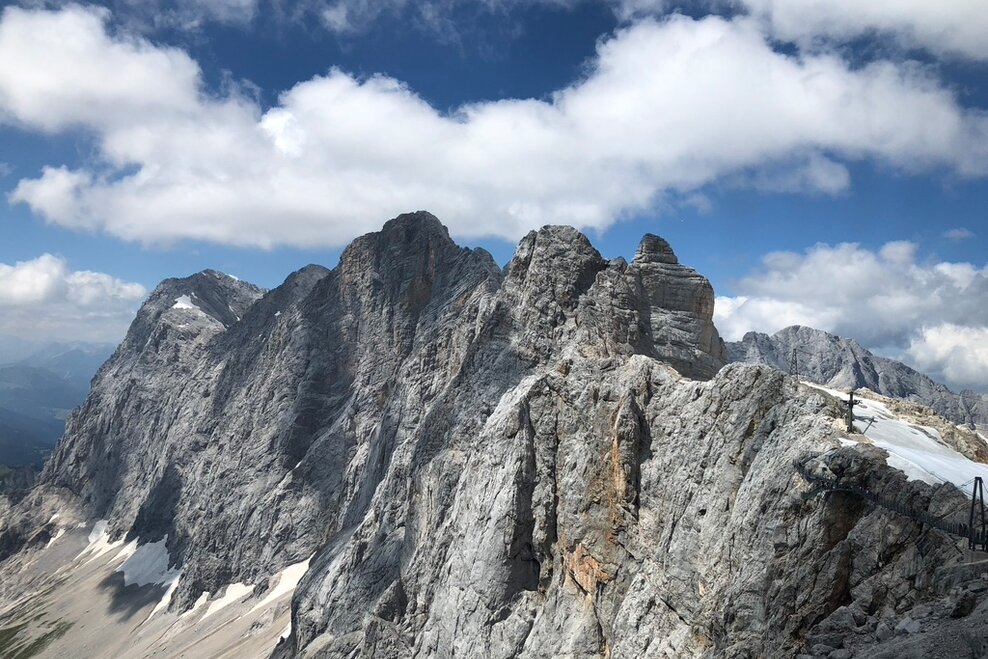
{"left": 1, "top": 213, "right": 987, "bottom": 658}
{"left": 728, "top": 325, "right": 988, "bottom": 434}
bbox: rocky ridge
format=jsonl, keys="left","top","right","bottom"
{"left": 0, "top": 213, "right": 987, "bottom": 658}
{"left": 728, "top": 325, "right": 988, "bottom": 434}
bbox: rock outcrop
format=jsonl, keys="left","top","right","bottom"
{"left": 1, "top": 213, "right": 987, "bottom": 659}
{"left": 728, "top": 325, "right": 988, "bottom": 433}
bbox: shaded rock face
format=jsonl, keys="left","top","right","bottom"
{"left": 1, "top": 213, "right": 983, "bottom": 658}
{"left": 727, "top": 325, "right": 988, "bottom": 432}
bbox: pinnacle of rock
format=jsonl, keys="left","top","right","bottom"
{"left": 632, "top": 233, "right": 679, "bottom": 265}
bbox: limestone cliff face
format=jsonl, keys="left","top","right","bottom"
{"left": 1, "top": 213, "right": 986, "bottom": 659}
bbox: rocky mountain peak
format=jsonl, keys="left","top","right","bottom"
{"left": 505, "top": 225, "right": 607, "bottom": 312}
{"left": 380, "top": 210, "right": 451, "bottom": 240}
{"left": 145, "top": 269, "right": 262, "bottom": 323}
{"left": 114, "top": 270, "right": 264, "bottom": 358}
{"left": 632, "top": 233, "right": 679, "bottom": 265}
{"left": 336, "top": 211, "right": 499, "bottom": 315}
{"left": 12, "top": 214, "right": 982, "bottom": 659}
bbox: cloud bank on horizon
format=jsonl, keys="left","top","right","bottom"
{"left": 0, "top": 253, "right": 146, "bottom": 344}
{"left": 0, "top": 0, "right": 987, "bottom": 392}
{"left": 2, "top": 4, "right": 988, "bottom": 249}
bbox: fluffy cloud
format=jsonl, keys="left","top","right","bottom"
{"left": 714, "top": 242, "right": 988, "bottom": 391}
{"left": 741, "top": 0, "right": 988, "bottom": 61}
{"left": 0, "top": 253, "right": 146, "bottom": 343}
{"left": 907, "top": 325, "right": 988, "bottom": 391}
{"left": 3, "top": 6, "right": 988, "bottom": 249}
{"left": 0, "top": 6, "right": 200, "bottom": 132}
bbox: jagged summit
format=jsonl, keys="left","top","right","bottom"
{"left": 633, "top": 233, "right": 678, "bottom": 265}
{"left": 381, "top": 210, "right": 451, "bottom": 238}
{"left": 8, "top": 212, "right": 985, "bottom": 658}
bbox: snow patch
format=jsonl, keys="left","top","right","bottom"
{"left": 279, "top": 621, "right": 292, "bottom": 641}
{"left": 807, "top": 383, "right": 988, "bottom": 487}
{"left": 172, "top": 294, "right": 201, "bottom": 311}
{"left": 88, "top": 520, "right": 108, "bottom": 544}
{"left": 802, "top": 381, "right": 852, "bottom": 400}
{"left": 47, "top": 513, "right": 60, "bottom": 524}
{"left": 853, "top": 396, "right": 988, "bottom": 486}
{"left": 274, "top": 311, "right": 282, "bottom": 317}
{"left": 203, "top": 583, "right": 254, "bottom": 619}
{"left": 46, "top": 528, "right": 65, "bottom": 548}
{"left": 249, "top": 555, "right": 313, "bottom": 613}
{"left": 78, "top": 520, "right": 127, "bottom": 562}
{"left": 117, "top": 538, "right": 180, "bottom": 587}
{"left": 146, "top": 571, "right": 183, "bottom": 622}
{"left": 181, "top": 591, "right": 210, "bottom": 619}
{"left": 113, "top": 539, "right": 138, "bottom": 563}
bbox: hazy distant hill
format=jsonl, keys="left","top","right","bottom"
{"left": 15, "top": 342, "right": 115, "bottom": 391}
{"left": 0, "top": 407, "right": 63, "bottom": 468}
{"left": 0, "top": 342, "right": 113, "bottom": 470}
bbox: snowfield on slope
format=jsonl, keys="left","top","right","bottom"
{"left": 805, "top": 382, "right": 988, "bottom": 487}
{"left": 0, "top": 519, "right": 310, "bottom": 658}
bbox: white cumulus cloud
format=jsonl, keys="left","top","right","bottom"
{"left": 0, "top": 253, "right": 146, "bottom": 343}
{"left": 907, "top": 324, "right": 988, "bottom": 392}
{"left": 3, "top": 6, "right": 988, "bottom": 249}
{"left": 715, "top": 241, "right": 988, "bottom": 391}
{"left": 741, "top": 0, "right": 988, "bottom": 61}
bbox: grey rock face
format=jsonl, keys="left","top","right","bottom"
{"left": 2, "top": 213, "right": 987, "bottom": 658}
{"left": 728, "top": 325, "right": 988, "bottom": 431}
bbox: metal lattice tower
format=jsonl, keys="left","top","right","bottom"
{"left": 970, "top": 477, "right": 987, "bottom": 552}
{"left": 789, "top": 347, "right": 812, "bottom": 378}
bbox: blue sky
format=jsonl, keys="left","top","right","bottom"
{"left": 1, "top": 0, "right": 987, "bottom": 391}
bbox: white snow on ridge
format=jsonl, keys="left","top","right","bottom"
{"left": 172, "top": 294, "right": 201, "bottom": 311}
{"left": 249, "top": 555, "right": 313, "bottom": 613}
{"left": 804, "top": 381, "right": 988, "bottom": 487}
{"left": 203, "top": 583, "right": 255, "bottom": 619}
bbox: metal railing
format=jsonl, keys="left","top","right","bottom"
{"left": 793, "top": 458, "right": 987, "bottom": 550}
